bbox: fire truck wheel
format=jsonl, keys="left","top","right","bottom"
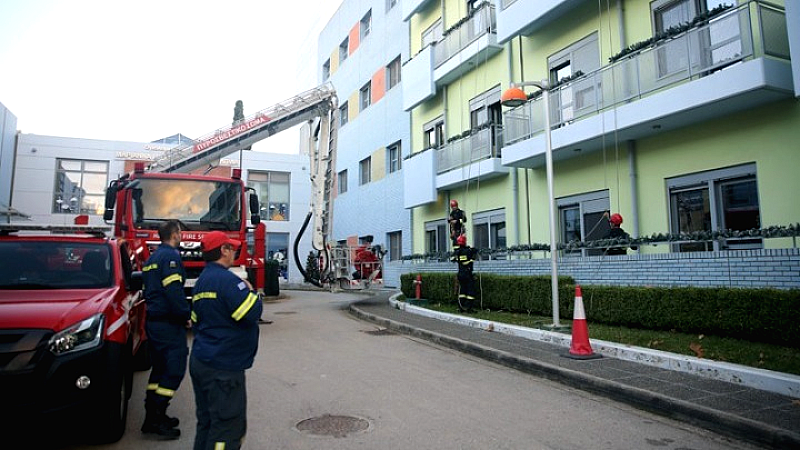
{"left": 91, "top": 349, "right": 130, "bottom": 443}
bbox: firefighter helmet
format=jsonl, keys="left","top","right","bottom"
{"left": 450, "top": 199, "right": 458, "bottom": 208}
{"left": 456, "top": 234, "right": 467, "bottom": 246}
{"left": 609, "top": 213, "right": 623, "bottom": 226}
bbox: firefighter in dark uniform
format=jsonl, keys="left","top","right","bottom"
{"left": 451, "top": 234, "right": 478, "bottom": 313}
{"left": 604, "top": 213, "right": 637, "bottom": 255}
{"left": 190, "top": 231, "right": 263, "bottom": 450}
{"left": 449, "top": 199, "right": 467, "bottom": 247}
{"left": 141, "top": 219, "right": 188, "bottom": 439}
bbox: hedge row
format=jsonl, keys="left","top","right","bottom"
{"left": 400, "top": 273, "right": 800, "bottom": 348}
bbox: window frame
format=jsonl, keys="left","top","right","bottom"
{"left": 339, "top": 101, "right": 349, "bottom": 127}
{"left": 247, "top": 171, "right": 291, "bottom": 221}
{"left": 360, "top": 81, "right": 372, "bottom": 112}
{"left": 52, "top": 158, "right": 109, "bottom": 215}
{"left": 339, "top": 37, "right": 349, "bottom": 63}
{"left": 424, "top": 219, "right": 448, "bottom": 257}
{"left": 421, "top": 19, "right": 443, "bottom": 50}
{"left": 387, "top": 141, "right": 402, "bottom": 173}
{"left": 360, "top": 10, "right": 372, "bottom": 40}
{"left": 322, "top": 59, "right": 331, "bottom": 80}
{"left": 386, "top": 0, "right": 397, "bottom": 12}
{"left": 338, "top": 169, "right": 348, "bottom": 194}
{"left": 386, "top": 56, "right": 402, "bottom": 90}
{"left": 423, "top": 116, "right": 445, "bottom": 150}
{"left": 556, "top": 190, "right": 611, "bottom": 257}
{"left": 471, "top": 209, "right": 506, "bottom": 259}
{"left": 359, "top": 157, "right": 372, "bottom": 185}
{"left": 387, "top": 230, "right": 402, "bottom": 261}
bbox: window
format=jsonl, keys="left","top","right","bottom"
{"left": 360, "top": 81, "right": 372, "bottom": 111}
{"left": 472, "top": 209, "right": 506, "bottom": 259}
{"left": 387, "top": 231, "right": 402, "bottom": 261}
{"left": 469, "top": 87, "right": 503, "bottom": 153}
{"left": 467, "top": 0, "right": 482, "bottom": 11}
{"left": 266, "top": 233, "right": 290, "bottom": 278}
{"left": 360, "top": 10, "right": 372, "bottom": 40}
{"left": 557, "top": 190, "right": 610, "bottom": 256}
{"left": 386, "top": 0, "right": 397, "bottom": 12}
{"left": 423, "top": 117, "right": 445, "bottom": 149}
{"left": 386, "top": 56, "right": 402, "bottom": 90}
{"left": 387, "top": 141, "right": 402, "bottom": 173}
{"left": 667, "top": 164, "right": 761, "bottom": 252}
{"left": 339, "top": 101, "right": 349, "bottom": 127}
{"left": 359, "top": 157, "right": 371, "bottom": 185}
{"left": 248, "top": 171, "right": 291, "bottom": 221}
{"left": 322, "top": 59, "right": 330, "bottom": 80}
{"left": 548, "top": 33, "right": 600, "bottom": 124}
{"left": 338, "top": 170, "right": 348, "bottom": 194}
{"left": 53, "top": 159, "right": 108, "bottom": 215}
{"left": 425, "top": 220, "right": 448, "bottom": 256}
{"left": 421, "top": 19, "right": 443, "bottom": 49}
{"left": 339, "top": 37, "right": 349, "bottom": 63}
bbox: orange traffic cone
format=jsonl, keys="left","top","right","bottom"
{"left": 563, "top": 285, "right": 602, "bottom": 360}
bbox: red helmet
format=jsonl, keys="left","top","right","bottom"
{"left": 609, "top": 213, "right": 623, "bottom": 226}
{"left": 450, "top": 199, "right": 458, "bottom": 208}
{"left": 456, "top": 235, "right": 467, "bottom": 246}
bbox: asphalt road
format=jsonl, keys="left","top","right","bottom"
{"left": 57, "top": 290, "right": 761, "bottom": 450}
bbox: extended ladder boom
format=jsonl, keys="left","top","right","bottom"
{"left": 149, "top": 83, "right": 338, "bottom": 174}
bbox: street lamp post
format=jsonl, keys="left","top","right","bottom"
{"left": 501, "top": 80, "right": 561, "bottom": 328}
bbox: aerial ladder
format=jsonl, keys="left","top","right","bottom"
{"left": 142, "top": 83, "right": 379, "bottom": 289}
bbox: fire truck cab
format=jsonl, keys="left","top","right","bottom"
{"left": 0, "top": 224, "right": 147, "bottom": 443}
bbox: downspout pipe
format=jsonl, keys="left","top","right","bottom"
{"left": 628, "top": 140, "right": 640, "bottom": 241}
{"left": 507, "top": 39, "right": 520, "bottom": 246}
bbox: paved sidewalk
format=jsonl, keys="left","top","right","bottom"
{"left": 349, "top": 292, "right": 800, "bottom": 450}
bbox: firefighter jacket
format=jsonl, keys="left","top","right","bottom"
{"left": 143, "top": 243, "right": 189, "bottom": 323}
{"left": 191, "top": 262, "right": 262, "bottom": 371}
{"left": 451, "top": 245, "right": 478, "bottom": 279}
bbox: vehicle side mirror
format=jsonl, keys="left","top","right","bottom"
{"left": 128, "top": 271, "right": 143, "bottom": 292}
{"left": 249, "top": 192, "right": 261, "bottom": 225}
{"left": 103, "top": 184, "right": 117, "bottom": 221}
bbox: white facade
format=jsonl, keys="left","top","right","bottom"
{"left": 0, "top": 102, "right": 17, "bottom": 209}
{"left": 318, "top": 0, "right": 412, "bottom": 272}
{"left": 11, "top": 133, "right": 313, "bottom": 283}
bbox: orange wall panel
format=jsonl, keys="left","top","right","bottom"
{"left": 349, "top": 24, "right": 359, "bottom": 55}
{"left": 371, "top": 68, "right": 385, "bottom": 105}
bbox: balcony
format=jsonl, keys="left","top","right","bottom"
{"left": 502, "top": 1, "right": 794, "bottom": 168}
{"left": 403, "top": 3, "right": 502, "bottom": 111}
{"left": 402, "top": 0, "right": 436, "bottom": 21}
{"left": 436, "top": 125, "right": 508, "bottom": 189}
{"left": 496, "top": 0, "right": 585, "bottom": 44}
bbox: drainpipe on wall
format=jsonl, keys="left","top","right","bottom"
{"left": 507, "top": 39, "right": 520, "bottom": 246}
{"left": 628, "top": 140, "right": 640, "bottom": 242}
{"left": 617, "top": 0, "right": 626, "bottom": 50}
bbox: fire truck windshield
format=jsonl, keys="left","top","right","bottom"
{"left": 132, "top": 178, "right": 241, "bottom": 231}
{"left": 0, "top": 242, "right": 113, "bottom": 289}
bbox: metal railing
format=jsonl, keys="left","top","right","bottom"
{"left": 436, "top": 125, "right": 502, "bottom": 174}
{"left": 502, "top": 1, "right": 788, "bottom": 146}
{"left": 433, "top": 3, "right": 496, "bottom": 68}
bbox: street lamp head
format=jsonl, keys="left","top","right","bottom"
{"left": 500, "top": 86, "right": 528, "bottom": 108}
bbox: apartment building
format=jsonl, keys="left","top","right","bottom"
{"left": 402, "top": 0, "right": 800, "bottom": 260}
{"left": 318, "top": 0, "right": 412, "bottom": 268}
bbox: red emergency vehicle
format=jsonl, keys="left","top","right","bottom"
{"left": 0, "top": 224, "right": 148, "bottom": 443}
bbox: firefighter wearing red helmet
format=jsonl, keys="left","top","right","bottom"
{"left": 449, "top": 199, "right": 467, "bottom": 247}
{"left": 604, "top": 212, "right": 636, "bottom": 255}
{"left": 451, "top": 234, "right": 478, "bottom": 313}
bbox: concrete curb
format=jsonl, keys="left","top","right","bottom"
{"left": 389, "top": 295, "right": 800, "bottom": 399}
{"left": 350, "top": 299, "right": 800, "bottom": 449}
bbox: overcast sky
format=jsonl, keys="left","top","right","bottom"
{"left": 0, "top": 0, "right": 342, "bottom": 152}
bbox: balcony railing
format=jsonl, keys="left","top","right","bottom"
{"left": 434, "top": 3, "right": 496, "bottom": 68}
{"left": 436, "top": 125, "right": 502, "bottom": 174}
{"left": 502, "top": 1, "right": 789, "bottom": 145}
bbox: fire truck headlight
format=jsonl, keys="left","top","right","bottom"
{"left": 49, "top": 314, "right": 104, "bottom": 355}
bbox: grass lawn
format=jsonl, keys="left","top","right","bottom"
{"left": 419, "top": 301, "right": 800, "bottom": 376}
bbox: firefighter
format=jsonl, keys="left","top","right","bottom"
{"left": 141, "top": 219, "right": 188, "bottom": 439}
{"left": 190, "top": 231, "right": 262, "bottom": 450}
{"left": 605, "top": 213, "right": 637, "bottom": 255}
{"left": 448, "top": 199, "right": 467, "bottom": 247}
{"left": 451, "top": 234, "right": 478, "bottom": 313}
{"left": 353, "top": 244, "right": 380, "bottom": 280}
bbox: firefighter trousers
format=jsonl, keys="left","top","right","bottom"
{"left": 145, "top": 320, "right": 188, "bottom": 406}
{"left": 190, "top": 355, "right": 247, "bottom": 450}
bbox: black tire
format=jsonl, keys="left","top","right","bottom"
{"left": 91, "top": 348, "right": 130, "bottom": 444}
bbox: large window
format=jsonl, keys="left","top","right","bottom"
{"left": 548, "top": 33, "right": 600, "bottom": 124}
{"left": 387, "top": 231, "right": 402, "bottom": 261}
{"left": 557, "top": 190, "right": 610, "bottom": 256}
{"left": 360, "top": 10, "right": 372, "bottom": 40}
{"left": 386, "top": 56, "right": 402, "bottom": 90}
{"left": 359, "top": 157, "right": 371, "bottom": 185}
{"left": 338, "top": 170, "right": 348, "bottom": 194}
{"left": 387, "top": 141, "right": 402, "bottom": 173}
{"left": 248, "top": 171, "right": 290, "bottom": 221}
{"left": 472, "top": 209, "right": 506, "bottom": 258}
{"left": 423, "top": 117, "right": 445, "bottom": 149}
{"left": 53, "top": 159, "right": 108, "bottom": 215}
{"left": 425, "top": 220, "right": 448, "bottom": 256}
{"left": 667, "top": 164, "right": 761, "bottom": 252}
{"left": 360, "top": 81, "right": 372, "bottom": 111}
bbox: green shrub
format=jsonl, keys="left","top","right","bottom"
{"left": 399, "top": 273, "right": 800, "bottom": 347}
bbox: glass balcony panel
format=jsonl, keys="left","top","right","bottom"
{"left": 436, "top": 127, "right": 499, "bottom": 174}
{"left": 434, "top": 4, "right": 495, "bottom": 67}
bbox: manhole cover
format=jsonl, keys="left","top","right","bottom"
{"left": 295, "top": 414, "right": 370, "bottom": 438}
{"left": 273, "top": 311, "right": 297, "bottom": 315}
